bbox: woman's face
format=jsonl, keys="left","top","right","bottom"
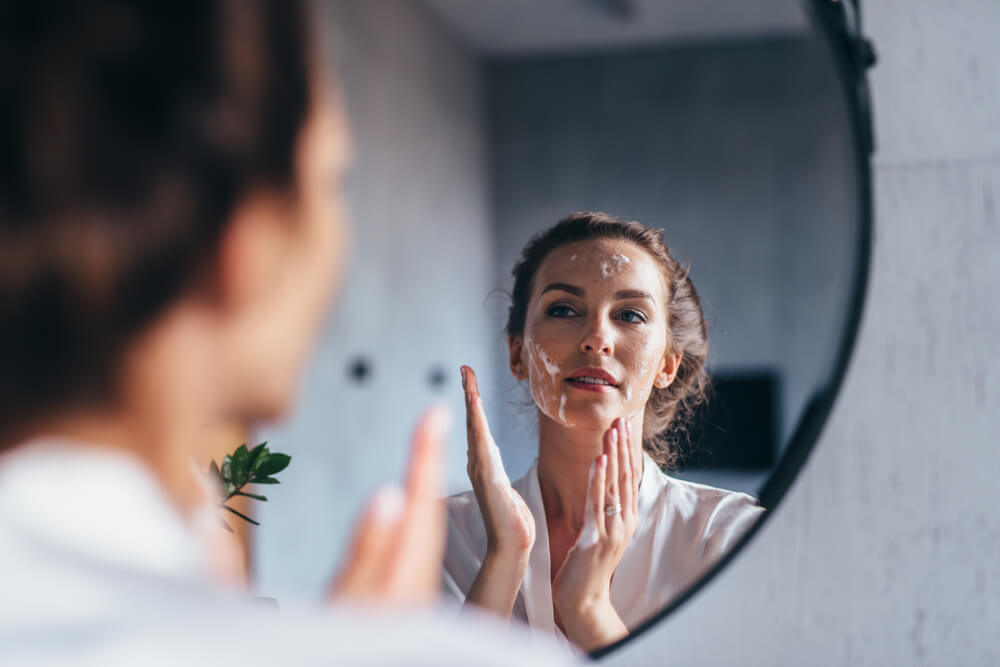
{"left": 511, "top": 239, "right": 680, "bottom": 432}
{"left": 222, "top": 92, "right": 352, "bottom": 421}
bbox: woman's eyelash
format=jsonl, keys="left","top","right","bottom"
{"left": 546, "top": 304, "right": 647, "bottom": 323}
{"left": 619, "top": 309, "right": 648, "bottom": 324}
{"left": 546, "top": 303, "right": 578, "bottom": 317}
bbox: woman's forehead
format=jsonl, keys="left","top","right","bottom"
{"left": 533, "top": 238, "right": 668, "bottom": 297}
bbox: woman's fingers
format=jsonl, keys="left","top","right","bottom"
{"left": 461, "top": 366, "right": 509, "bottom": 481}
{"left": 462, "top": 365, "right": 509, "bottom": 486}
{"left": 623, "top": 418, "right": 640, "bottom": 515}
{"left": 329, "top": 485, "right": 404, "bottom": 600}
{"left": 328, "top": 404, "right": 449, "bottom": 606}
{"left": 617, "top": 419, "right": 633, "bottom": 522}
{"left": 404, "top": 404, "right": 449, "bottom": 510}
{"left": 577, "top": 453, "right": 607, "bottom": 547}
{"left": 605, "top": 425, "right": 620, "bottom": 522}
{"left": 396, "top": 404, "right": 450, "bottom": 601}
{"left": 627, "top": 419, "right": 642, "bottom": 488}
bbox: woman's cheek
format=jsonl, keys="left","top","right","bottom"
{"left": 623, "top": 352, "right": 659, "bottom": 416}
{"left": 621, "top": 359, "right": 646, "bottom": 405}
{"left": 524, "top": 336, "right": 572, "bottom": 426}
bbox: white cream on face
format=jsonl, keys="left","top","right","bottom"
{"left": 557, "top": 392, "right": 574, "bottom": 427}
{"left": 524, "top": 334, "right": 569, "bottom": 425}
{"left": 536, "top": 343, "right": 560, "bottom": 377}
{"left": 600, "top": 252, "right": 631, "bottom": 277}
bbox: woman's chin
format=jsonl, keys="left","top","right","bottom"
{"left": 545, "top": 403, "right": 624, "bottom": 432}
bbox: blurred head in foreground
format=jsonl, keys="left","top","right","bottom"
{"left": 0, "top": 0, "right": 350, "bottom": 507}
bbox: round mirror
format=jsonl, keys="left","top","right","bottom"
{"left": 255, "top": 0, "right": 874, "bottom": 657}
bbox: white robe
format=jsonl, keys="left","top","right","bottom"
{"left": 0, "top": 441, "right": 576, "bottom": 666}
{"left": 443, "top": 452, "right": 764, "bottom": 640}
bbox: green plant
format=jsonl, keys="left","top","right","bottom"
{"left": 209, "top": 442, "right": 291, "bottom": 531}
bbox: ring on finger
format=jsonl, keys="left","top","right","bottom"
{"left": 605, "top": 504, "right": 622, "bottom": 517}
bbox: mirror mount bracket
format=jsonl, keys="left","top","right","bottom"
{"left": 816, "top": 0, "right": 878, "bottom": 155}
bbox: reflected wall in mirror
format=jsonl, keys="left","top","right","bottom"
{"left": 256, "top": 0, "right": 870, "bottom": 657}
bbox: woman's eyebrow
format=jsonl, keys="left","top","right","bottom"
{"left": 541, "top": 282, "right": 584, "bottom": 296}
{"left": 616, "top": 289, "right": 655, "bottom": 303}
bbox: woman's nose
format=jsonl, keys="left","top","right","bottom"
{"left": 580, "top": 318, "right": 613, "bottom": 356}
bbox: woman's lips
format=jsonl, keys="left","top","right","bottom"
{"left": 566, "top": 378, "right": 616, "bottom": 393}
{"left": 565, "top": 368, "right": 619, "bottom": 393}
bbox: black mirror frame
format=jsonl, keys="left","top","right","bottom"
{"left": 590, "top": 0, "right": 876, "bottom": 658}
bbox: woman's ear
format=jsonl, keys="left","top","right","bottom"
{"left": 216, "top": 191, "right": 294, "bottom": 315}
{"left": 654, "top": 351, "right": 682, "bottom": 389}
{"left": 508, "top": 335, "right": 527, "bottom": 380}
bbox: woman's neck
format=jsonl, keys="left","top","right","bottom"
{"left": 536, "top": 411, "right": 644, "bottom": 536}
{"left": 17, "top": 313, "right": 224, "bottom": 518}
{"left": 37, "top": 401, "right": 209, "bottom": 516}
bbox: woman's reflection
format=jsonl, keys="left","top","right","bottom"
{"left": 444, "top": 212, "right": 765, "bottom": 651}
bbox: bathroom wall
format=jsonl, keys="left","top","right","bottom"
{"left": 486, "top": 36, "right": 855, "bottom": 481}
{"left": 252, "top": 0, "right": 493, "bottom": 600}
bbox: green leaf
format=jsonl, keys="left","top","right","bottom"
{"left": 231, "top": 444, "right": 249, "bottom": 487}
{"left": 220, "top": 454, "right": 232, "bottom": 483}
{"left": 222, "top": 504, "right": 260, "bottom": 526}
{"left": 234, "top": 490, "right": 268, "bottom": 502}
{"left": 253, "top": 453, "right": 291, "bottom": 477}
{"left": 250, "top": 447, "right": 271, "bottom": 476}
{"left": 223, "top": 481, "right": 237, "bottom": 499}
{"left": 252, "top": 477, "right": 281, "bottom": 485}
{"left": 247, "top": 442, "right": 268, "bottom": 471}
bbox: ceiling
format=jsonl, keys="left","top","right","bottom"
{"left": 418, "top": 0, "right": 810, "bottom": 56}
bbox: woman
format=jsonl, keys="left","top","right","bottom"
{"left": 445, "top": 212, "right": 765, "bottom": 651}
{"left": 0, "top": 2, "right": 569, "bottom": 663}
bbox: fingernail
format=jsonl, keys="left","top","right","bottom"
{"left": 609, "top": 427, "right": 618, "bottom": 447}
{"left": 372, "top": 485, "right": 404, "bottom": 523}
{"left": 601, "top": 454, "right": 608, "bottom": 468}
{"left": 460, "top": 366, "right": 467, "bottom": 391}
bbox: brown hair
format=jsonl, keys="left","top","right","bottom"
{"left": 0, "top": 0, "right": 311, "bottom": 446}
{"left": 506, "top": 211, "right": 709, "bottom": 468}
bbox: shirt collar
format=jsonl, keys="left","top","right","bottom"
{"left": 637, "top": 451, "right": 668, "bottom": 521}
{"left": 511, "top": 458, "right": 558, "bottom": 637}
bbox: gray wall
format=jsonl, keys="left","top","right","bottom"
{"left": 252, "top": 0, "right": 493, "bottom": 600}
{"left": 486, "top": 37, "right": 855, "bottom": 483}
{"left": 609, "top": 0, "right": 1000, "bottom": 664}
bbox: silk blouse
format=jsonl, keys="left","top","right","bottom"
{"left": 443, "top": 451, "right": 764, "bottom": 641}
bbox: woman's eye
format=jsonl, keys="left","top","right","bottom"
{"left": 619, "top": 309, "right": 648, "bottom": 324}
{"left": 547, "top": 304, "right": 578, "bottom": 318}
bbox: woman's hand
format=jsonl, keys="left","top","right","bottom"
{"left": 552, "top": 418, "right": 638, "bottom": 651}
{"left": 329, "top": 405, "right": 450, "bottom": 605}
{"left": 461, "top": 365, "right": 536, "bottom": 618}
